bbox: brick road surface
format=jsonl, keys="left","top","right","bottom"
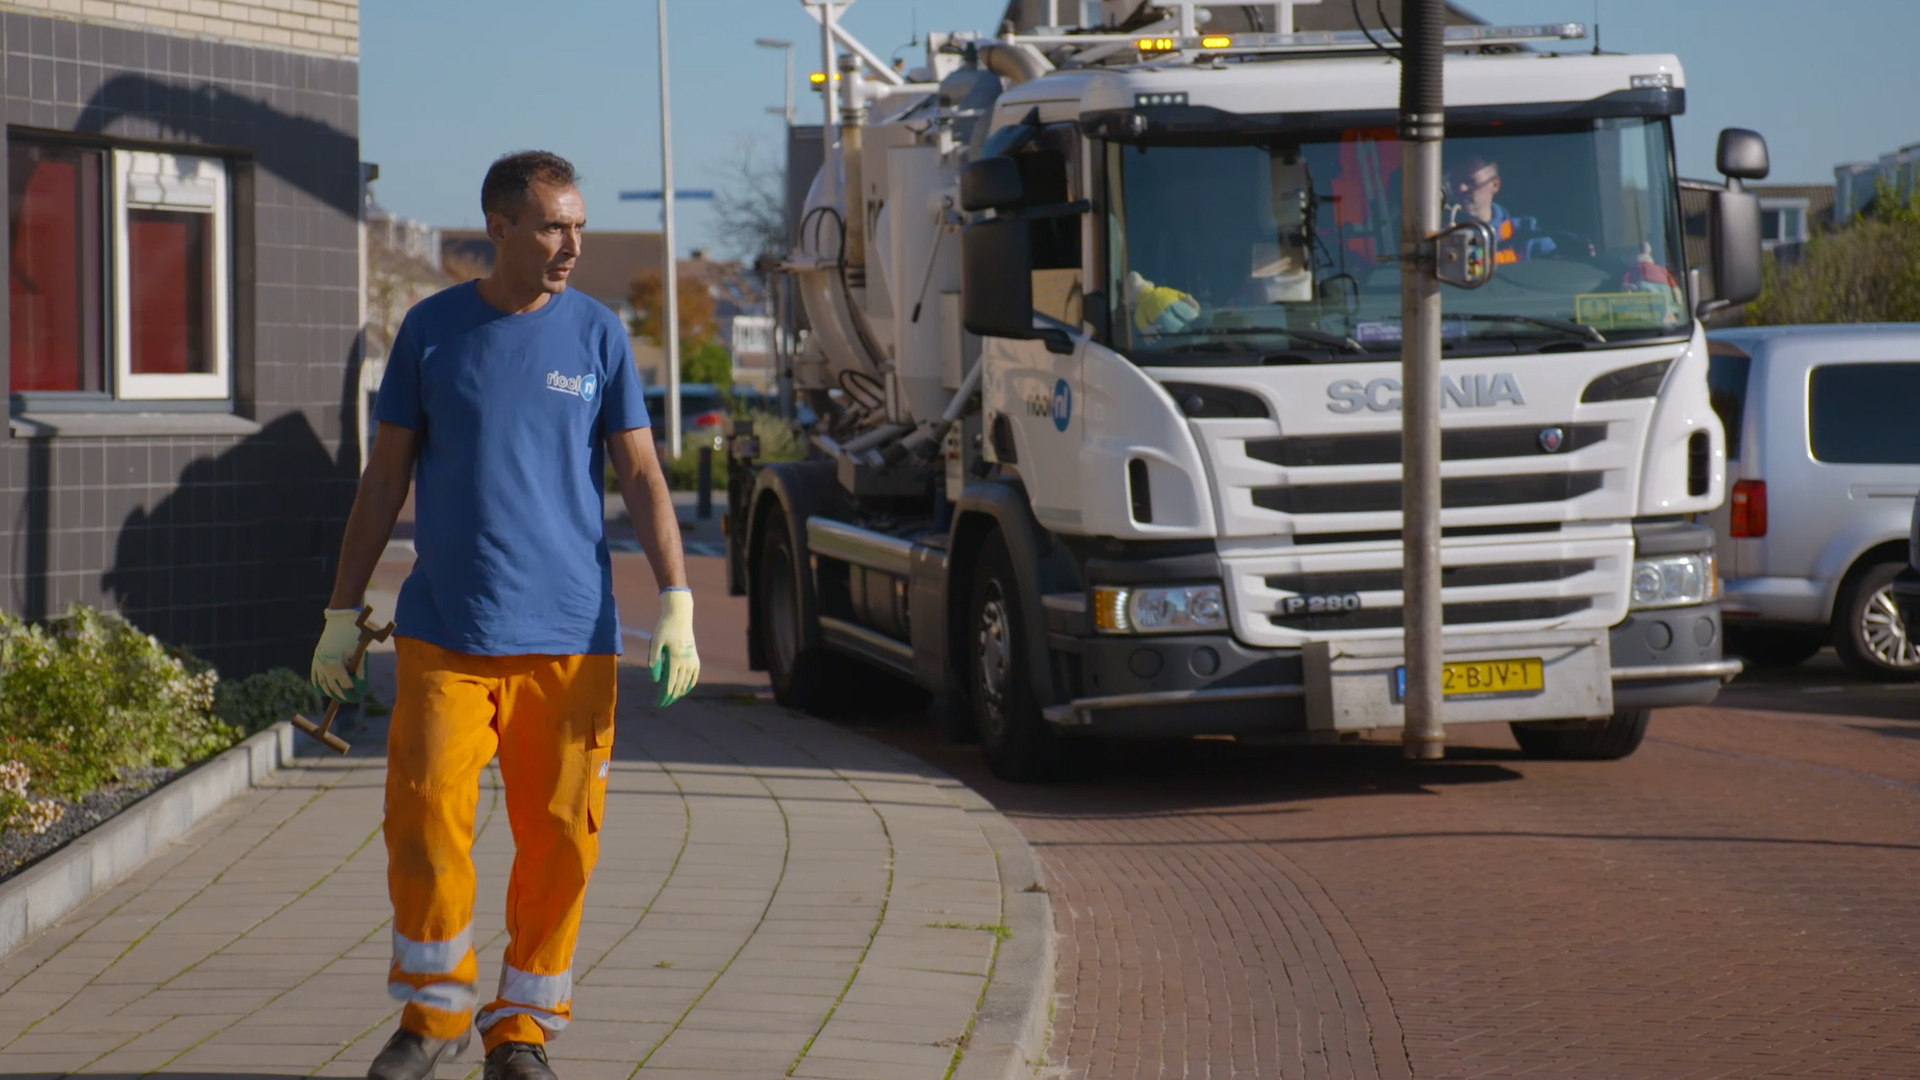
{"left": 852, "top": 676, "right": 1920, "bottom": 1080}
{"left": 0, "top": 551, "right": 1022, "bottom": 1079}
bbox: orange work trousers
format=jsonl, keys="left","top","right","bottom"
{"left": 383, "top": 637, "right": 616, "bottom": 1053}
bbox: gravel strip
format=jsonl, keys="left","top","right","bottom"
{"left": 0, "top": 767, "right": 181, "bottom": 884}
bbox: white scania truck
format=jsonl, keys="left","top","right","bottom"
{"left": 728, "top": 1, "right": 1763, "bottom": 780}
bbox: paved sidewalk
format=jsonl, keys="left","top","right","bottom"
{"left": 0, "top": 663, "right": 1028, "bottom": 1079}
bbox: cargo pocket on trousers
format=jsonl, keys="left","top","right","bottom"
{"left": 588, "top": 709, "right": 613, "bottom": 834}
{"left": 587, "top": 758, "right": 608, "bottom": 834}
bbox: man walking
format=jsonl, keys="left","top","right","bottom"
{"left": 311, "top": 151, "right": 699, "bottom": 1080}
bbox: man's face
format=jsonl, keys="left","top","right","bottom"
{"left": 487, "top": 181, "right": 585, "bottom": 294}
{"left": 1448, "top": 162, "right": 1501, "bottom": 223}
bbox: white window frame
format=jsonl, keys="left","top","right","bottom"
{"left": 1757, "top": 196, "right": 1810, "bottom": 252}
{"left": 112, "top": 150, "right": 231, "bottom": 401}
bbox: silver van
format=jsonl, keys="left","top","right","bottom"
{"left": 1706, "top": 325, "right": 1920, "bottom": 678}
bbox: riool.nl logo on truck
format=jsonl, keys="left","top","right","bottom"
{"left": 1026, "top": 379, "right": 1074, "bottom": 432}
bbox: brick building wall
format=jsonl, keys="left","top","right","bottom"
{"left": 0, "top": 0, "right": 356, "bottom": 56}
{"left": 0, "top": 4, "right": 360, "bottom": 675}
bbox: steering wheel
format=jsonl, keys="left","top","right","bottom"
{"left": 1532, "top": 230, "right": 1599, "bottom": 261}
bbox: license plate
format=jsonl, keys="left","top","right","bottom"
{"left": 1394, "top": 657, "right": 1545, "bottom": 700}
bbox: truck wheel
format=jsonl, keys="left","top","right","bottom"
{"left": 1509, "top": 708, "right": 1650, "bottom": 760}
{"left": 968, "top": 530, "right": 1064, "bottom": 782}
{"left": 1833, "top": 562, "right": 1920, "bottom": 681}
{"left": 1724, "top": 626, "right": 1823, "bottom": 670}
{"left": 757, "top": 503, "right": 843, "bottom": 711}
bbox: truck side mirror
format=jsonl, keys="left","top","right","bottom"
{"left": 1716, "top": 128, "right": 1770, "bottom": 184}
{"left": 1707, "top": 188, "right": 1763, "bottom": 310}
{"left": 961, "top": 156, "right": 1025, "bottom": 212}
{"left": 962, "top": 216, "right": 1035, "bottom": 339}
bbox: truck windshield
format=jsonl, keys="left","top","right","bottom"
{"left": 1106, "top": 117, "right": 1688, "bottom": 362}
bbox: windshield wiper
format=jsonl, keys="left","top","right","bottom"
{"left": 1179, "top": 326, "right": 1368, "bottom": 354}
{"left": 1455, "top": 313, "right": 1607, "bottom": 344}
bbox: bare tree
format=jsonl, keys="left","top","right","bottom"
{"left": 365, "top": 207, "right": 450, "bottom": 361}
{"left": 710, "top": 137, "right": 789, "bottom": 262}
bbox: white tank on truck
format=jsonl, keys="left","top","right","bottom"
{"left": 727, "top": 0, "right": 1766, "bottom": 781}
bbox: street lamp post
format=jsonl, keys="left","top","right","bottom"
{"left": 656, "top": 0, "right": 682, "bottom": 457}
{"left": 756, "top": 37, "right": 794, "bottom": 123}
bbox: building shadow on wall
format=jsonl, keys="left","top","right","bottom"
{"left": 75, "top": 74, "right": 359, "bottom": 216}
{"left": 100, "top": 410, "right": 349, "bottom": 678}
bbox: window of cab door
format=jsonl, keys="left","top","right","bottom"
{"left": 113, "top": 150, "right": 230, "bottom": 401}
{"left": 1020, "top": 124, "right": 1084, "bottom": 327}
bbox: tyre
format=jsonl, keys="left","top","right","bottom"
{"left": 1724, "top": 626, "right": 1824, "bottom": 670}
{"left": 1510, "top": 708, "right": 1650, "bottom": 760}
{"left": 968, "top": 530, "right": 1065, "bottom": 782}
{"left": 1832, "top": 561, "right": 1920, "bottom": 681}
{"left": 756, "top": 503, "right": 845, "bottom": 711}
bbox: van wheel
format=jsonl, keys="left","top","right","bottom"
{"left": 1510, "top": 709, "right": 1650, "bottom": 760}
{"left": 969, "top": 530, "right": 1065, "bottom": 782}
{"left": 757, "top": 503, "right": 845, "bottom": 711}
{"left": 1833, "top": 562, "right": 1920, "bottom": 681}
{"left": 1725, "top": 626, "right": 1823, "bottom": 670}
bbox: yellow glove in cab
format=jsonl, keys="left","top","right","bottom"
{"left": 650, "top": 588, "right": 700, "bottom": 707}
{"left": 310, "top": 607, "right": 368, "bottom": 704}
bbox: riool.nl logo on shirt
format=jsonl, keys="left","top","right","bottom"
{"left": 546, "top": 371, "right": 598, "bottom": 402}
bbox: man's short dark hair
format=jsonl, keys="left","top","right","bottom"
{"left": 481, "top": 151, "right": 580, "bottom": 220}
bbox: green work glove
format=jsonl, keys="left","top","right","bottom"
{"left": 311, "top": 608, "right": 368, "bottom": 704}
{"left": 649, "top": 588, "right": 701, "bottom": 708}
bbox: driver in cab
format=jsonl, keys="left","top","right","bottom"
{"left": 1446, "top": 153, "right": 1556, "bottom": 265}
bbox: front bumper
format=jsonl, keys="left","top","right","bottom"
{"left": 1042, "top": 600, "right": 1735, "bottom": 736}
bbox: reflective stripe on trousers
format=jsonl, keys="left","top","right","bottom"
{"left": 475, "top": 964, "right": 574, "bottom": 1034}
{"left": 386, "top": 926, "right": 480, "bottom": 1035}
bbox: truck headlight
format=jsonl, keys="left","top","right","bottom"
{"left": 1630, "top": 552, "right": 1718, "bottom": 610}
{"left": 1091, "top": 583, "right": 1228, "bottom": 634}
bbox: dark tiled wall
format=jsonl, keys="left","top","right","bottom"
{"left": 0, "top": 13, "right": 360, "bottom": 676}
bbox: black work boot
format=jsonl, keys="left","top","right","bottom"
{"left": 484, "top": 1041, "right": 558, "bottom": 1080}
{"left": 367, "top": 1027, "right": 471, "bottom": 1080}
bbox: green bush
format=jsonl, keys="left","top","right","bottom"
{"left": 0, "top": 605, "right": 237, "bottom": 801}
{"left": 214, "top": 667, "right": 324, "bottom": 735}
{"left": 1748, "top": 180, "right": 1920, "bottom": 325}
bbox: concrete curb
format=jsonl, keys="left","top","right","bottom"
{"left": 940, "top": 777, "right": 1056, "bottom": 1080}
{"left": 0, "top": 721, "right": 296, "bottom": 958}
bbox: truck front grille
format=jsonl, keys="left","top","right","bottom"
{"left": 1268, "top": 596, "right": 1593, "bottom": 632}
{"left": 1252, "top": 472, "right": 1605, "bottom": 515}
{"left": 1265, "top": 558, "right": 1595, "bottom": 595}
{"left": 1246, "top": 422, "right": 1607, "bottom": 467}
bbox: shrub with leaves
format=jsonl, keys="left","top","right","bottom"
{"left": 1748, "top": 179, "right": 1920, "bottom": 325}
{"left": 0, "top": 605, "right": 237, "bottom": 801}
{"left": 214, "top": 667, "right": 324, "bottom": 735}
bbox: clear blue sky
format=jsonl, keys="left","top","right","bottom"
{"left": 360, "top": 0, "right": 1920, "bottom": 257}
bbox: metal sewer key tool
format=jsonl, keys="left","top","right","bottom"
{"left": 293, "top": 605, "right": 395, "bottom": 755}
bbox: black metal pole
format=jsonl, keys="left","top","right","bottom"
{"left": 696, "top": 445, "right": 714, "bottom": 520}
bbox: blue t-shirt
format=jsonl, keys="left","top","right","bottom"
{"left": 374, "top": 282, "right": 651, "bottom": 656}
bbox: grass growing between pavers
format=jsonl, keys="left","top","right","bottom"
{"left": 924, "top": 922, "right": 1013, "bottom": 941}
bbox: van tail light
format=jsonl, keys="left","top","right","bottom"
{"left": 692, "top": 411, "right": 728, "bottom": 429}
{"left": 1730, "top": 479, "right": 1767, "bottom": 538}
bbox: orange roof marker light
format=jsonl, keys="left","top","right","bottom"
{"left": 1200, "top": 35, "right": 1232, "bottom": 49}
{"left": 1136, "top": 36, "right": 1176, "bottom": 53}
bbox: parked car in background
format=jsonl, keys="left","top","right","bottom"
{"left": 644, "top": 384, "right": 766, "bottom": 445}
{"left": 1706, "top": 325, "right": 1920, "bottom": 678}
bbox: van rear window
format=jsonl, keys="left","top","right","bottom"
{"left": 1809, "top": 362, "right": 1920, "bottom": 464}
{"left": 1707, "top": 349, "right": 1751, "bottom": 460}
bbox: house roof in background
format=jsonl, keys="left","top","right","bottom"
{"left": 1749, "top": 183, "right": 1838, "bottom": 226}
{"left": 440, "top": 229, "right": 666, "bottom": 308}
